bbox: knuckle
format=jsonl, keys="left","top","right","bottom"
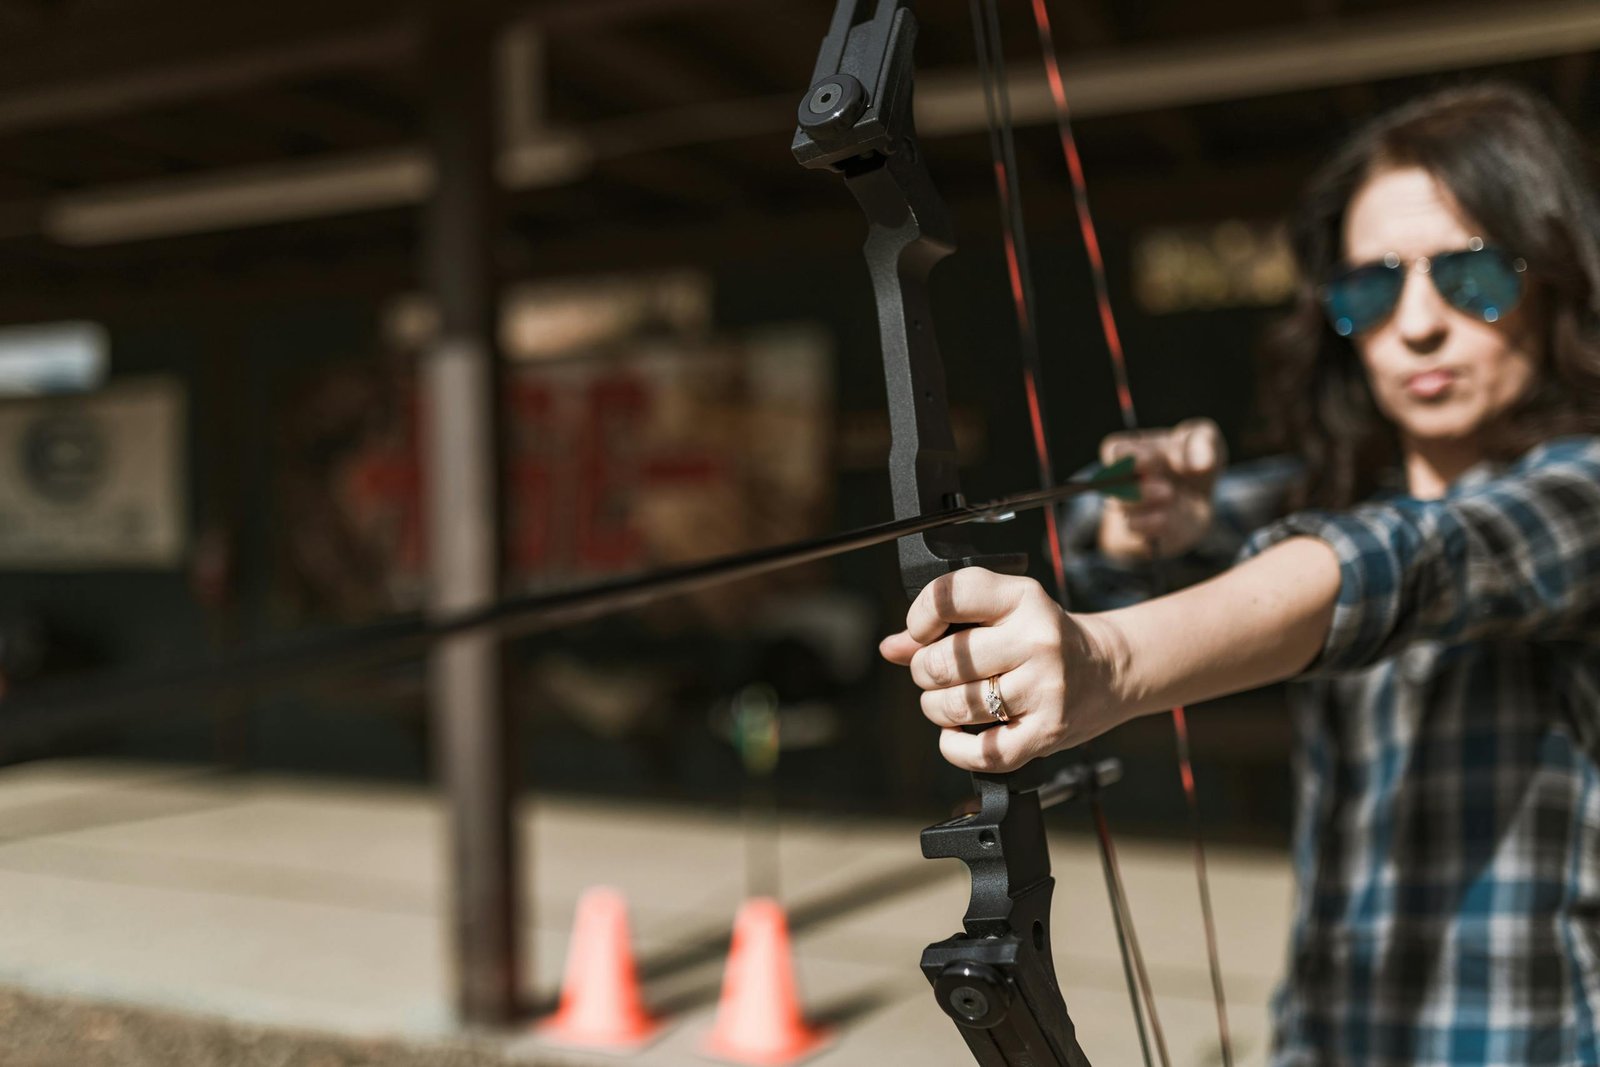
{"left": 911, "top": 576, "right": 949, "bottom": 625}
{"left": 972, "top": 749, "right": 1007, "bottom": 773}
{"left": 992, "top": 749, "right": 1026, "bottom": 773}
{"left": 1101, "top": 432, "right": 1133, "bottom": 462}
{"left": 921, "top": 644, "right": 955, "bottom": 686}
{"left": 1003, "top": 729, "right": 1046, "bottom": 769}
{"left": 1028, "top": 629, "right": 1062, "bottom": 662}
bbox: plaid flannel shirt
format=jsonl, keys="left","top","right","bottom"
{"left": 1061, "top": 436, "right": 1600, "bottom": 1066}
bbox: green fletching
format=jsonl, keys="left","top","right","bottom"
{"left": 1089, "top": 455, "right": 1141, "bottom": 501}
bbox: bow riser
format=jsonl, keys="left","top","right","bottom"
{"left": 795, "top": 4, "right": 1091, "bottom": 1065}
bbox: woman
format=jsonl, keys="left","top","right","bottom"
{"left": 880, "top": 84, "right": 1600, "bottom": 1064}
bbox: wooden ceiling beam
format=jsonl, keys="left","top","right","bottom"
{"left": 0, "top": 9, "right": 416, "bottom": 134}
{"left": 552, "top": 28, "right": 745, "bottom": 113}
{"left": 4, "top": 0, "right": 1598, "bottom": 246}
{"left": 917, "top": 0, "right": 1600, "bottom": 133}
{"left": 518, "top": 0, "right": 749, "bottom": 30}
{"left": 0, "top": 150, "right": 1318, "bottom": 327}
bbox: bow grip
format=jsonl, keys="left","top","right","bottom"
{"left": 908, "top": 553, "right": 1028, "bottom": 736}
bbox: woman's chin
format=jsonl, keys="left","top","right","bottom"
{"left": 1393, "top": 401, "right": 1489, "bottom": 445}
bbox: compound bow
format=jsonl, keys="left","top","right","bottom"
{"left": 794, "top": 3, "right": 1230, "bottom": 1065}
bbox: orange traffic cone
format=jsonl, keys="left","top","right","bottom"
{"left": 702, "top": 898, "right": 830, "bottom": 1065}
{"left": 537, "top": 886, "right": 664, "bottom": 1050}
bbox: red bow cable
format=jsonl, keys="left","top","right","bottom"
{"left": 1030, "top": 4, "right": 1235, "bottom": 1063}
{"left": 971, "top": 2, "right": 1236, "bottom": 1064}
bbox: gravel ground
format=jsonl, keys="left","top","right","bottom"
{"left": 0, "top": 987, "right": 557, "bottom": 1067}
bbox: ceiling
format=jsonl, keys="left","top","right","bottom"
{"left": 0, "top": 0, "right": 1595, "bottom": 317}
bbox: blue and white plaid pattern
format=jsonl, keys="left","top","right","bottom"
{"left": 1062, "top": 437, "right": 1600, "bottom": 1066}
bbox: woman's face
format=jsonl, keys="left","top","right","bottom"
{"left": 1342, "top": 165, "right": 1543, "bottom": 462}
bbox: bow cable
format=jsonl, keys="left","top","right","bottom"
{"left": 969, "top": 3, "right": 1166, "bottom": 1064}
{"left": 1026, "top": 1, "right": 1236, "bottom": 1063}
{"left": 966, "top": 0, "right": 1067, "bottom": 607}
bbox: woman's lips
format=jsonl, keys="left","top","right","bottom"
{"left": 1406, "top": 369, "right": 1456, "bottom": 400}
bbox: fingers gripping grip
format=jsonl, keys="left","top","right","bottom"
{"left": 924, "top": 554, "right": 1029, "bottom": 736}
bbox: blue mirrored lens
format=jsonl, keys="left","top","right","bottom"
{"left": 1429, "top": 247, "right": 1525, "bottom": 324}
{"left": 1321, "top": 264, "right": 1404, "bottom": 337}
{"left": 1320, "top": 247, "right": 1527, "bottom": 335}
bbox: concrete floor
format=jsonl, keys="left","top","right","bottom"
{"left": 0, "top": 760, "right": 1295, "bottom": 1066}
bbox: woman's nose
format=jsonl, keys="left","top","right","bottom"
{"left": 1393, "top": 269, "right": 1447, "bottom": 348}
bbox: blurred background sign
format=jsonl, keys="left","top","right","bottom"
{"left": 0, "top": 321, "right": 109, "bottom": 396}
{"left": 277, "top": 274, "right": 832, "bottom": 620}
{"left": 1132, "top": 219, "right": 1296, "bottom": 314}
{"left": 0, "top": 378, "right": 186, "bottom": 569}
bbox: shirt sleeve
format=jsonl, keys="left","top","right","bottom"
{"left": 1060, "top": 454, "right": 1303, "bottom": 610}
{"left": 1238, "top": 437, "right": 1600, "bottom": 674}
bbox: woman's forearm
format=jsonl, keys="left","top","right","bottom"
{"left": 878, "top": 538, "right": 1341, "bottom": 772}
{"left": 1084, "top": 536, "right": 1341, "bottom": 719}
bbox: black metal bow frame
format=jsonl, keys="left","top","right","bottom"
{"left": 793, "top": 6, "right": 1090, "bottom": 1063}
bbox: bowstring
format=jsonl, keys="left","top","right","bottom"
{"left": 1091, "top": 793, "right": 1166, "bottom": 1067}
{"left": 1026, "top": 1, "right": 1236, "bottom": 1064}
{"left": 968, "top": 3, "right": 1162, "bottom": 1064}
{"left": 966, "top": 0, "right": 1067, "bottom": 606}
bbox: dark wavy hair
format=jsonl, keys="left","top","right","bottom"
{"left": 1264, "top": 83, "right": 1600, "bottom": 507}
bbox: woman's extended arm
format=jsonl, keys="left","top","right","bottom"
{"left": 879, "top": 536, "right": 1340, "bottom": 773}
{"left": 1236, "top": 438, "right": 1600, "bottom": 670}
{"left": 883, "top": 437, "right": 1600, "bottom": 773}
{"left": 1091, "top": 536, "right": 1339, "bottom": 721}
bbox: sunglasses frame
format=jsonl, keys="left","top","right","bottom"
{"left": 1319, "top": 236, "right": 1529, "bottom": 337}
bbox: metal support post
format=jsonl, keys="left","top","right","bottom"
{"left": 421, "top": 1, "right": 522, "bottom": 1026}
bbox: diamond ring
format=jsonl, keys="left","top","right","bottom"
{"left": 983, "top": 675, "right": 1010, "bottom": 723}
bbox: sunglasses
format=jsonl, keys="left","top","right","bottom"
{"left": 1319, "top": 237, "right": 1528, "bottom": 337}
